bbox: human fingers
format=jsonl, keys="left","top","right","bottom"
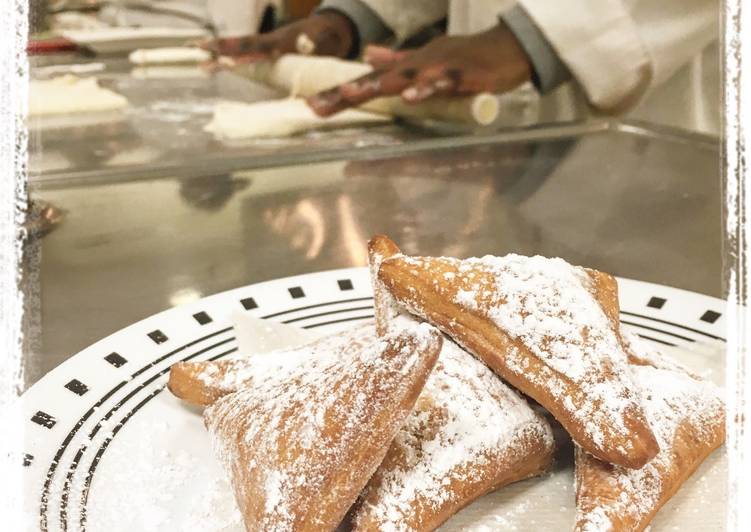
{"left": 307, "top": 68, "right": 412, "bottom": 116}
{"left": 363, "top": 45, "right": 409, "bottom": 68}
{"left": 400, "top": 64, "right": 459, "bottom": 102}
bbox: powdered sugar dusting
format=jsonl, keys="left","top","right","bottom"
{"left": 74, "top": 414, "right": 241, "bottom": 532}
{"left": 181, "top": 477, "right": 244, "bottom": 531}
{"left": 388, "top": 254, "right": 647, "bottom": 459}
{"left": 188, "top": 324, "right": 377, "bottom": 399}
{"left": 354, "top": 336, "right": 554, "bottom": 531}
{"left": 204, "top": 322, "right": 440, "bottom": 530}
{"left": 621, "top": 330, "right": 696, "bottom": 377}
{"left": 576, "top": 343, "right": 725, "bottom": 531}
{"left": 82, "top": 420, "right": 199, "bottom": 532}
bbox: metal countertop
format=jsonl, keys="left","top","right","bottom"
{"left": 22, "top": 120, "right": 721, "bottom": 389}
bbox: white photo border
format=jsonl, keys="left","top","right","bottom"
{"left": 724, "top": 0, "right": 750, "bottom": 530}
{"left": 0, "top": 1, "right": 749, "bottom": 530}
{"left": 0, "top": 0, "right": 29, "bottom": 529}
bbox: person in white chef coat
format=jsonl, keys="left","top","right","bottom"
{"left": 212, "top": 0, "right": 720, "bottom": 134}
{"left": 97, "top": 0, "right": 281, "bottom": 52}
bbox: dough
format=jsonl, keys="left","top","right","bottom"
{"left": 204, "top": 98, "right": 390, "bottom": 140}
{"left": 29, "top": 75, "right": 128, "bottom": 116}
{"left": 129, "top": 47, "right": 211, "bottom": 65}
{"left": 295, "top": 33, "right": 316, "bottom": 55}
{"left": 237, "top": 54, "right": 500, "bottom": 125}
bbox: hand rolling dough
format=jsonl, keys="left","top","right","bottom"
{"left": 129, "top": 47, "right": 211, "bottom": 65}
{"left": 29, "top": 75, "right": 128, "bottom": 116}
{"left": 204, "top": 98, "right": 390, "bottom": 140}
{"left": 236, "top": 54, "right": 500, "bottom": 126}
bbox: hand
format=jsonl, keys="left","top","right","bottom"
{"left": 203, "top": 11, "right": 356, "bottom": 63}
{"left": 307, "top": 22, "right": 532, "bottom": 116}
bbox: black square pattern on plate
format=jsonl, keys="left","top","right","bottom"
{"left": 104, "top": 352, "right": 128, "bottom": 368}
{"left": 193, "top": 311, "right": 212, "bottom": 325}
{"left": 31, "top": 411, "right": 56, "bottom": 429}
{"left": 23, "top": 453, "right": 33, "bottom": 467}
{"left": 700, "top": 310, "right": 721, "bottom": 324}
{"left": 288, "top": 286, "right": 305, "bottom": 299}
{"left": 241, "top": 297, "right": 258, "bottom": 310}
{"left": 64, "top": 379, "right": 89, "bottom": 396}
{"left": 337, "top": 279, "right": 354, "bottom": 291}
{"left": 647, "top": 297, "right": 666, "bottom": 309}
{"left": 148, "top": 329, "right": 169, "bottom": 344}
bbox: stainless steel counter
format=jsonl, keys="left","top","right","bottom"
{"left": 22, "top": 119, "right": 721, "bottom": 390}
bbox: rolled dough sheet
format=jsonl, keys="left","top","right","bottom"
{"left": 29, "top": 75, "right": 128, "bottom": 116}
{"left": 204, "top": 98, "right": 391, "bottom": 140}
{"left": 129, "top": 47, "right": 211, "bottom": 65}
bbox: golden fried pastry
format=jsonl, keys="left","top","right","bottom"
{"left": 368, "top": 234, "right": 404, "bottom": 336}
{"left": 574, "top": 356, "right": 725, "bottom": 531}
{"left": 168, "top": 325, "right": 347, "bottom": 408}
{"left": 350, "top": 237, "right": 555, "bottom": 531}
{"left": 168, "top": 315, "right": 319, "bottom": 406}
{"left": 352, "top": 336, "right": 556, "bottom": 531}
{"left": 169, "top": 357, "right": 256, "bottom": 407}
{"left": 373, "top": 235, "right": 658, "bottom": 468}
{"left": 204, "top": 322, "right": 442, "bottom": 532}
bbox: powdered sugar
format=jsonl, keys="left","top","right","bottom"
{"left": 575, "top": 343, "right": 725, "bottom": 531}
{"left": 636, "top": 365, "right": 723, "bottom": 451}
{"left": 385, "top": 254, "right": 647, "bottom": 461}
{"left": 180, "top": 477, "right": 244, "bottom": 531}
{"left": 453, "top": 255, "right": 620, "bottom": 382}
{"left": 454, "top": 289, "right": 476, "bottom": 308}
{"left": 354, "top": 337, "right": 554, "bottom": 531}
{"left": 204, "top": 322, "right": 441, "bottom": 530}
{"left": 190, "top": 324, "right": 376, "bottom": 397}
{"left": 80, "top": 414, "right": 244, "bottom": 532}
{"left": 359, "top": 245, "right": 555, "bottom": 531}
{"left": 621, "top": 330, "right": 696, "bottom": 377}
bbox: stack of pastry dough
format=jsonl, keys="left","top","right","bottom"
{"left": 168, "top": 234, "right": 725, "bottom": 532}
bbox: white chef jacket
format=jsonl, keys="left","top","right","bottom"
{"left": 348, "top": 0, "right": 720, "bottom": 134}
{"left": 98, "top": 0, "right": 275, "bottom": 39}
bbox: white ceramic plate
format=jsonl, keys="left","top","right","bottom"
{"left": 18, "top": 267, "right": 727, "bottom": 531}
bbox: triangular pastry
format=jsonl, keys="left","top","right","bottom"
{"left": 574, "top": 344, "right": 725, "bottom": 531}
{"left": 168, "top": 315, "right": 319, "bottom": 406}
{"left": 203, "top": 322, "right": 443, "bottom": 531}
{"left": 374, "top": 235, "right": 658, "bottom": 468}
{"left": 169, "top": 357, "right": 262, "bottom": 407}
{"left": 350, "top": 237, "right": 556, "bottom": 531}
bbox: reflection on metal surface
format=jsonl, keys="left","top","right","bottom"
{"left": 264, "top": 199, "right": 326, "bottom": 260}
{"left": 25, "top": 124, "right": 722, "bottom": 389}
{"left": 169, "top": 287, "right": 202, "bottom": 307}
{"left": 179, "top": 174, "right": 250, "bottom": 212}
{"left": 337, "top": 196, "right": 369, "bottom": 267}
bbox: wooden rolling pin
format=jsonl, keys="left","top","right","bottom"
{"left": 230, "top": 54, "right": 499, "bottom": 126}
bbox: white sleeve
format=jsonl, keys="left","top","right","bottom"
{"left": 207, "top": 0, "right": 260, "bottom": 39}
{"left": 357, "top": 0, "right": 449, "bottom": 43}
{"left": 518, "top": 0, "right": 718, "bottom": 112}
